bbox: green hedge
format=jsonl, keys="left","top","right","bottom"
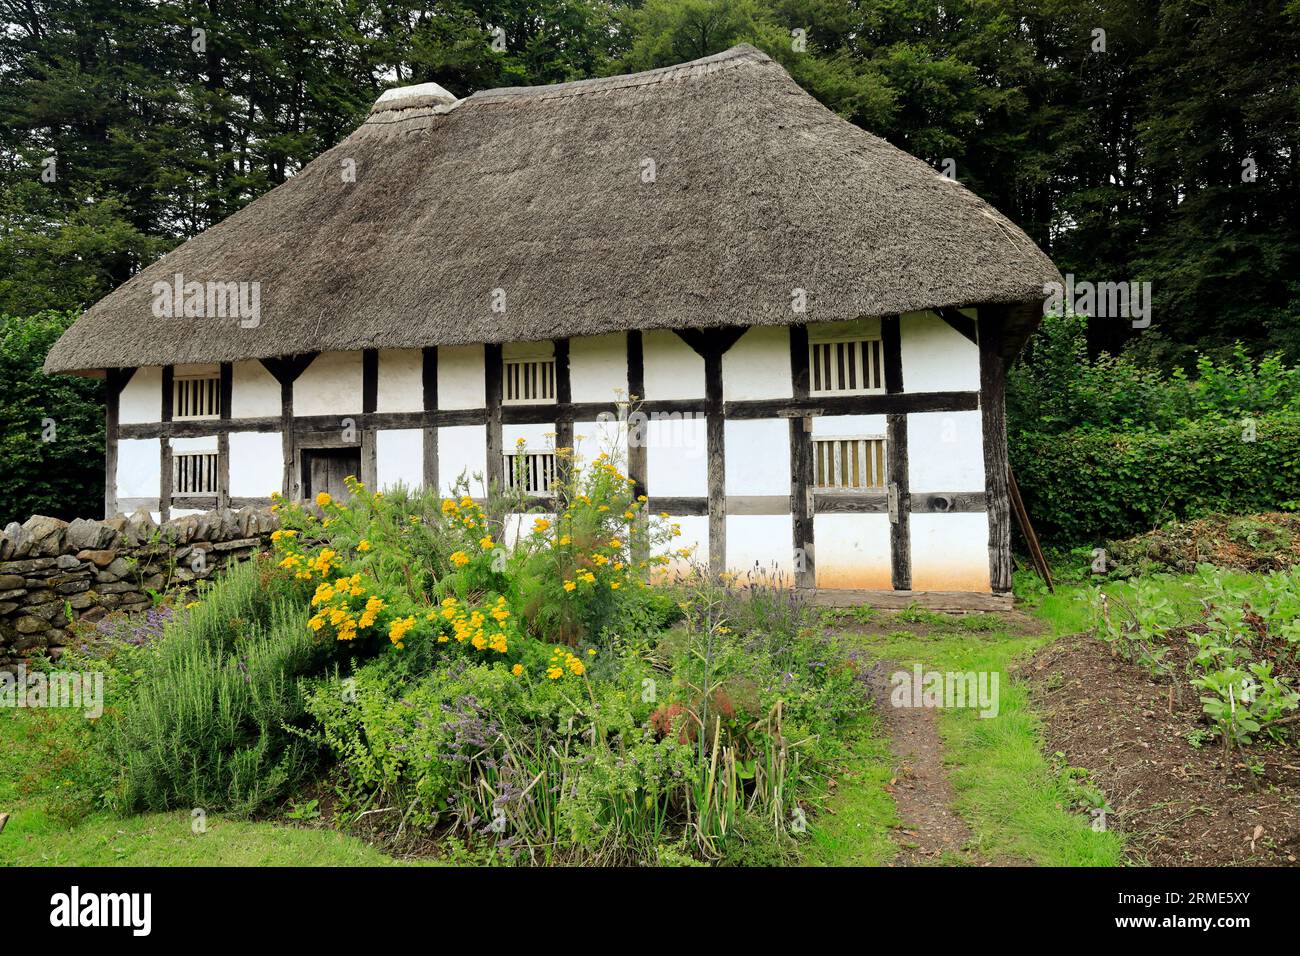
{"left": 1011, "top": 413, "right": 1300, "bottom": 547}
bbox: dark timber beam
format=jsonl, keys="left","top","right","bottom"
{"left": 103, "top": 367, "right": 135, "bottom": 518}
{"left": 935, "top": 307, "right": 979, "bottom": 347}
{"left": 880, "top": 314, "right": 910, "bottom": 590}
{"left": 553, "top": 338, "right": 573, "bottom": 493}
{"left": 789, "top": 324, "right": 815, "bottom": 588}
{"left": 217, "top": 362, "right": 232, "bottom": 509}
{"left": 627, "top": 331, "right": 648, "bottom": 563}
{"left": 259, "top": 352, "right": 317, "bottom": 500}
{"left": 361, "top": 349, "right": 379, "bottom": 489}
{"left": 673, "top": 326, "right": 746, "bottom": 576}
{"left": 978, "top": 309, "right": 1012, "bottom": 593}
{"left": 159, "top": 366, "right": 174, "bottom": 521}
{"left": 484, "top": 343, "right": 504, "bottom": 499}
{"left": 422, "top": 347, "right": 439, "bottom": 493}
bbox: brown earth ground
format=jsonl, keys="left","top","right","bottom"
{"left": 1022, "top": 632, "right": 1300, "bottom": 866}
{"left": 861, "top": 660, "right": 979, "bottom": 865}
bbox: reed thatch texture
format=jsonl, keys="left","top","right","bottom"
{"left": 46, "top": 45, "right": 1059, "bottom": 375}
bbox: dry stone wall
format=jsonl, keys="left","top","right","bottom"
{"left": 0, "top": 506, "right": 279, "bottom": 671}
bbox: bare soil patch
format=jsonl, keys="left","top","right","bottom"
{"left": 1023, "top": 633, "right": 1300, "bottom": 866}
{"left": 862, "top": 660, "right": 980, "bottom": 865}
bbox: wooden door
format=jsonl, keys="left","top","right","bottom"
{"left": 301, "top": 448, "right": 361, "bottom": 502}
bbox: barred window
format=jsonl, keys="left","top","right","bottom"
{"left": 173, "top": 451, "right": 219, "bottom": 496}
{"left": 174, "top": 373, "right": 221, "bottom": 419}
{"left": 809, "top": 338, "right": 883, "bottom": 395}
{"left": 503, "top": 357, "right": 556, "bottom": 405}
{"left": 813, "top": 436, "right": 886, "bottom": 491}
{"left": 503, "top": 451, "right": 556, "bottom": 496}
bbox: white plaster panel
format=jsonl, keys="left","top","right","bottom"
{"left": 814, "top": 513, "right": 893, "bottom": 590}
{"left": 117, "top": 438, "right": 160, "bottom": 499}
{"left": 295, "top": 351, "right": 362, "bottom": 417}
{"left": 230, "top": 360, "right": 280, "bottom": 418}
{"left": 900, "top": 309, "right": 979, "bottom": 393}
{"left": 228, "top": 432, "right": 283, "bottom": 498}
{"left": 439, "top": 344, "right": 485, "bottom": 410}
{"left": 377, "top": 349, "right": 423, "bottom": 413}
{"left": 438, "top": 424, "right": 487, "bottom": 497}
{"left": 377, "top": 428, "right": 424, "bottom": 491}
{"left": 724, "top": 419, "right": 789, "bottom": 496}
{"left": 726, "top": 515, "right": 795, "bottom": 581}
{"left": 642, "top": 330, "right": 704, "bottom": 400}
{"left": 910, "top": 512, "right": 991, "bottom": 592}
{"left": 811, "top": 414, "right": 887, "bottom": 438}
{"left": 908, "top": 410, "right": 985, "bottom": 492}
{"left": 170, "top": 435, "right": 218, "bottom": 454}
{"left": 646, "top": 414, "right": 707, "bottom": 496}
{"left": 574, "top": 417, "right": 628, "bottom": 470}
{"left": 722, "top": 326, "right": 792, "bottom": 401}
{"left": 503, "top": 512, "right": 557, "bottom": 548}
{"left": 569, "top": 333, "right": 628, "bottom": 404}
{"left": 651, "top": 514, "right": 709, "bottom": 579}
{"left": 119, "top": 367, "right": 162, "bottom": 424}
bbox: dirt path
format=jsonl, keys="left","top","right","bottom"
{"left": 863, "top": 660, "right": 978, "bottom": 865}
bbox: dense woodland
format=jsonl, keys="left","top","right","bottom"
{"left": 2, "top": 0, "right": 1298, "bottom": 540}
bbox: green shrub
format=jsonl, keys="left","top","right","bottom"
{"left": 0, "top": 311, "right": 105, "bottom": 525}
{"left": 101, "top": 560, "right": 350, "bottom": 815}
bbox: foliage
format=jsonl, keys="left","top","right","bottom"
{"left": 0, "top": 311, "right": 105, "bottom": 524}
{"left": 1009, "top": 313, "right": 1300, "bottom": 545}
{"left": 98, "top": 560, "right": 351, "bottom": 815}
{"left": 3, "top": 0, "right": 1299, "bottom": 358}
{"left": 1091, "top": 566, "right": 1300, "bottom": 775}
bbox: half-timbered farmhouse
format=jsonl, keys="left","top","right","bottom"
{"left": 44, "top": 44, "right": 1060, "bottom": 606}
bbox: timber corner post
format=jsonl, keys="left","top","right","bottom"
{"left": 978, "top": 308, "right": 1013, "bottom": 595}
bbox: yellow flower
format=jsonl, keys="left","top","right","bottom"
{"left": 511, "top": 664, "right": 524, "bottom": 677}
{"left": 623, "top": 511, "right": 635, "bottom": 520}
{"left": 533, "top": 518, "right": 551, "bottom": 533}
{"left": 638, "top": 495, "right": 648, "bottom": 502}
{"left": 610, "top": 581, "right": 621, "bottom": 590}
{"left": 546, "top": 666, "right": 563, "bottom": 680}
{"left": 316, "top": 492, "right": 332, "bottom": 507}
{"left": 609, "top": 538, "right": 621, "bottom": 548}
{"left": 185, "top": 601, "right": 200, "bottom": 610}
{"left": 441, "top": 499, "right": 458, "bottom": 514}
{"left": 388, "top": 615, "right": 415, "bottom": 647}
{"left": 270, "top": 528, "right": 298, "bottom": 542}
{"left": 450, "top": 551, "right": 470, "bottom": 567}
{"left": 357, "top": 539, "right": 371, "bottom": 552}
{"left": 587, "top": 648, "right": 596, "bottom": 656}
{"left": 563, "top": 580, "right": 576, "bottom": 592}
{"left": 479, "top": 535, "right": 494, "bottom": 549}
{"left": 558, "top": 535, "right": 571, "bottom": 546}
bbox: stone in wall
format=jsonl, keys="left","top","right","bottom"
{"left": 0, "top": 506, "right": 279, "bottom": 672}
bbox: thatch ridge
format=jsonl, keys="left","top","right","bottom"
{"left": 46, "top": 44, "right": 1059, "bottom": 375}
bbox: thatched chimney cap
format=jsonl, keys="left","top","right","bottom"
{"left": 46, "top": 44, "right": 1059, "bottom": 375}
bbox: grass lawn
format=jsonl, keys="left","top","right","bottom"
{"left": 802, "top": 712, "right": 900, "bottom": 866}
{"left": 832, "top": 603, "right": 1125, "bottom": 867}
{"left": 0, "top": 708, "right": 416, "bottom": 867}
{"left": 1, "top": 806, "right": 408, "bottom": 866}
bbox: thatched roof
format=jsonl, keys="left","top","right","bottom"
{"left": 46, "top": 45, "right": 1059, "bottom": 375}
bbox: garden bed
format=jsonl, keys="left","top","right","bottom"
{"left": 1023, "top": 632, "right": 1300, "bottom": 866}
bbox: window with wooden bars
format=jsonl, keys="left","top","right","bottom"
{"left": 812, "top": 436, "right": 887, "bottom": 491}
{"left": 808, "top": 338, "right": 884, "bottom": 395}
{"left": 503, "top": 451, "right": 557, "bottom": 496}
{"left": 173, "top": 373, "right": 221, "bottom": 419}
{"left": 173, "top": 451, "right": 219, "bottom": 496}
{"left": 503, "top": 357, "right": 556, "bottom": 405}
